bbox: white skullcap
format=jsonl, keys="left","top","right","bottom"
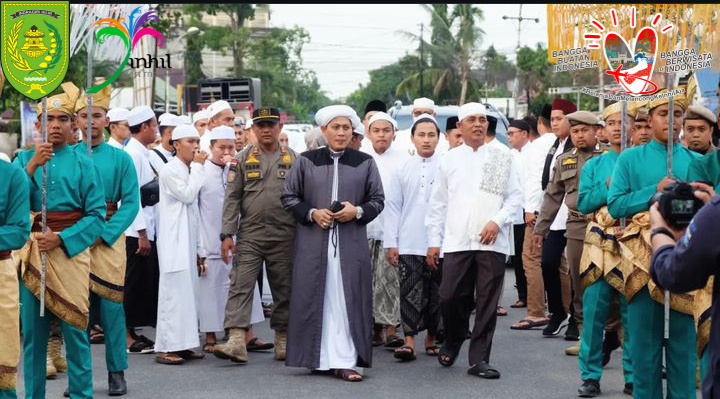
{"left": 178, "top": 115, "right": 192, "bottom": 125}
{"left": 353, "top": 123, "right": 365, "bottom": 136}
{"left": 158, "top": 112, "right": 180, "bottom": 127}
{"left": 458, "top": 102, "right": 487, "bottom": 122}
{"left": 413, "top": 97, "right": 436, "bottom": 111}
{"left": 315, "top": 105, "right": 360, "bottom": 129}
{"left": 245, "top": 119, "right": 253, "bottom": 129}
{"left": 171, "top": 124, "right": 200, "bottom": 141}
{"left": 207, "top": 100, "right": 232, "bottom": 119}
{"left": 411, "top": 113, "right": 439, "bottom": 130}
{"left": 0, "top": 152, "right": 10, "bottom": 163}
{"left": 127, "top": 106, "right": 155, "bottom": 127}
{"left": 107, "top": 108, "right": 130, "bottom": 123}
{"left": 368, "top": 111, "right": 398, "bottom": 131}
{"left": 192, "top": 110, "right": 209, "bottom": 124}
{"left": 207, "top": 126, "right": 235, "bottom": 141}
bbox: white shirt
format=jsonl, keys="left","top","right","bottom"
{"left": 361, "top": 130, "right": 450, "bottom": 157}
{"left": 107, "top": 137, "right": 125, "bottom": 149}
{"left": 360, "top": 143, "right": 410, "bottom": 240}
{"left": 548, "top": 137, "right": 569, "bottom": 231}
{"left": 426, "top": 143, "right": 523, "bottom": 255}
{"left": 198, "top": 161, "right": 228, "bottom": 259}
{"left": 523, "top": 132, "right": 557, "bottom": 214}
{"left": 383, "top": 152, "right": 440, "bottom": 256}
{"left": 511, "top": 141, "right": 531, "bottom": 225}
{"left": 124, "top": 137, "right": 157, "bottom": 240}
{"left": 148, "top": 145, "right": 174, "bottom": 174}
{"left": 200, "top": 133, "right": 212, "bottom": 154}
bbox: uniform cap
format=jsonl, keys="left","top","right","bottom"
{"left": 685, "top": 105, "right": 717, "bottom": 124}
{"left": 566, "top": 110, "right": 600, "bottom": 126}
{"left": 252, "top": 107, "right": 281, "bottom": 124}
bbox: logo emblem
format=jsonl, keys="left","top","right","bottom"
{"left": 87, "top": 6, "right": 163, "bottom": 93}
{"left": 1, "top": 1, "right": 69, "bottom": 100}
{"left": 259, "top": 108, "right": 270, "bottom": 117}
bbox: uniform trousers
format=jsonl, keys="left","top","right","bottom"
{"left": 628, "top": 287, "right": 695, "bottom": 399}
{"left": 541, "top": 230, "right": 567, "bottom": 319}
{"left": 440, "top": 250, "right": 505, "bottom": 366}
{"left": 88, "top": 292, "right": 128, "bottom": 372}
{"left": 565, "top": 238, "right": 585, "bottom": 325}
{"left": 225, "top": 239, "right": 294, "bottom": 331}
{"left": 20, "top": 284, "right": 92, "bottom": 399}
{"left": 578, "top": 279, "right": 632, "bottom": 384}
{"left": 522, "top": 225, "right": 545, "bottom": 318}
{"left": 511, "top": 223, "right": 527, "bottom": 303}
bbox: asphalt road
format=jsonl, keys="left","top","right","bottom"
{"left": 19, "top": 269, "right": 641, "bottom": 399}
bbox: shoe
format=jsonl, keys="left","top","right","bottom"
{"left": 602, "top": 330, "right": 620, "bottom": 366}
{"left": 542, "top": 314, "right": 570, "bottom": 336}
{"left": 48, "top": 335, "right": 68, "bottom": 372}
{"left": 63, "top": 387, "right": 69, "bottom": 398}
{"left": 274, "top": 331, "right": 287, "bottom": 361}
{"left": 565, "top": 317, "right": 579, "bottom": 341}
{"left": 467, "top": 362, "right": 500, "bottom": 379}
{"left": 623, "top": 383, "right": 633, "bottom": 395}
{"left": 213, "top": 328, "right": 249, "bottom": 363}
{"left": 578, "top": 379, "right": 601, "bottom": 397}
{"left": 46, "top": 355, "right": 57, "bottom": 379}
{"left": 108, "top": 371, "right": 128, "bottom": 396}
{"left": 565, "top": 341, "right": 581, "bottom": 356}
{"left": 127, "top": 340, "right": 154, "bottom": 354}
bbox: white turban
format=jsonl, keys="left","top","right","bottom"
{"left": 413, "top": 97, "right": 436, "bottom": 111}
{"left": 206, "top": 126, "right": 235, "bottom": 141}
{"left": 107, "top": 108, "right": 130, "bottom": 123}
{"left": 127, "top": 106, "right": 155, "bottom": 127}
{"left": 192, "top": 110, "right": 209, "bottom": 124}
{"left": 458, "top": 102, "right": 487, "bottom": 122}
{"left": 172, "top": 124, "right": 200, "bottom": 141}
{"left": 315, "top": 105, "right": 360, "bottom": 129}
{"left": 368, "top": 111, "right": 398, "bottom": 131}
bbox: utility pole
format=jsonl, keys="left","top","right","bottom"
{"left": 503, "top": 4, "right": 539, "bottom": 118}
{"left": 419, "top": 23, "right": 424, "bottom": 97}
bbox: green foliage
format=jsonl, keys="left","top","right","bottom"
{"left": 346, "top": 55, "right": 424, "bottom": 113}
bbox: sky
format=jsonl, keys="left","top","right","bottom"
{"left": 270, "top": 4, "right": 549, "bottom": 99}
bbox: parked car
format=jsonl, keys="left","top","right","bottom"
{"left": 387, "top": 101, "right": 510, "bottom": 146}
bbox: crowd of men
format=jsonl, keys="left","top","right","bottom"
{"left": 1, "top": 76, "right": 720, "bottom": 399}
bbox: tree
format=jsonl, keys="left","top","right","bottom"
{"left": 516, "top": 44, "right": 550, "bottom": 114}
{"left": 346, "top": 54, "right": 423, "bottom": 112}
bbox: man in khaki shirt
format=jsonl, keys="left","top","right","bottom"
{"left": 214, "top": 107, "right": 298, "bottom": 364}
{"left": 532, "top": 111, "right": 605, "bottom": 355}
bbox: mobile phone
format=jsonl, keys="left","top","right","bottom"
{"left": 330, "top": 201, "right": 344, "bottom": 213}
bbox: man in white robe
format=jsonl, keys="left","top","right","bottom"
{"left": 148, "top": 113, "right": 179, "bottom": 173}
{"left": 107, "top": 108, "right": 130, "bottom": 149}
{"left": 154, "top": 124, "right": 207, "bottom": 365}
{"left": 201, "top": 100, "right": 235, "bottom": 153}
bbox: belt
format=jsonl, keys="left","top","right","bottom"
{"left": 568, "top": 209, "right": 590, "bottom": 221}
{"left": 31, "top": 211, "right": 84, "bottom": 232}
{"left": 106, "top": 201, "right": 118, "bottom": 221}
{"left": 0, "top": 251, "right": 10, "bottom": 261}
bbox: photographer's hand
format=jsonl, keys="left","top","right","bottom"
{"left": 649, "top": 202, "right": 685, "bottom": 241}
{"left": 690, "top": 182, "right": 715, "bottom": 204}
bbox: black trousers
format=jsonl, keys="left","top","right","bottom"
{"left": 124, "top": 237, "right": 159, "bottom": 328}
{"left": 511, "top": 223, "right": 527, "bottom": 302}
{"left": 540, "top": 230, "right": 567, "bottom": 319}
{"left": 440, "top": 250, "right": 505, "bottom": 366}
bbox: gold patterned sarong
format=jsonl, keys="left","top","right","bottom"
{"left": 694, "top": 276, "right": 713, "bottom": 356}
{"left": 579, "top": 206, "right": 624, "bottom": 292}
{"left": 0, "top": 255, "right": 20, "bottom": 390}
{"left": 618, "top": 211, "right": 694, "bottom": 315}
{"left": 89, "top": 234, "right": 126, "bottom": 303}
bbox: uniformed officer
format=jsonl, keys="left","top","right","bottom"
{"left": 532, "top": 110, "right": 605, "bottom": 356}
{"left": 683, "top": 105, "right": 717, "bottom": 155}
{"left": 687, "top": 106, "right": 720, "bottom": 191}
{"left": 71, "top": 82, "right": 140, "bottom": 396}
{"left": 0, "top": 160, "right": 31, "bottom": 399}
{"left": 576, "top": 101, "right": 635, "bottom": 397}
{"left": 631, "top": 101, "right": 652, "bottom": 146}
{"left": 607, "top": 91, "right": 700, "bottom": 399}
{"left": 214, "top": 107, "right": 298, "bottom": 364}
{"left": 13, "top": 82, "right": 106, "bottom": 399}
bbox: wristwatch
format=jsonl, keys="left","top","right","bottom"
{"left": 355, "top": 205, "right": 364, "bottom": 220}
{"left": 219, "top": 233, "right": 233, "bottom": 242}
{"left": 650, "top": 227, "right": 675, "bottom": 240}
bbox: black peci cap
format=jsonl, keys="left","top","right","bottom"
{"left": 445, "top": 116, "right": 458, "bottom": 132}
{"left": 364, "top": 100, "right": 386, "bottom": 117}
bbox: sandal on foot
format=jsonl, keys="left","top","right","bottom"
{"left": 384, "top": 334, "right": 404, "bottom": 349}
{"left": 510, "top": 318, "right": 549, "bottom": 330}
{"left": 496, "top": 307, "right": 508, "bottom": 316}
{"left": 247, "top": 337, "right": 275, "bottom": 352}
{"left": 155, "top": 353, "right": 184, "bottom": 365}
{"left": 510, "top": 300, "right": 527, "bottom": 308}
{"left": 176, "top": 350, "right": 205, "bottom": 360}
{"left": 202, "top": 342, "right": 216, "bottom": 353}
{"left": 425, "top": 345, "right": 440, "bottom": 356}
{"left": 438, "top": 342, "right": 461, "bottom": 367}
{"left": 393, "top": 346, "right": 416, "bottom": 361}
{"left": 468, "top": 362, "right": 501, "bottom": 379}
{"left": 333, "top": 369, "right": 363, "bottom": 382}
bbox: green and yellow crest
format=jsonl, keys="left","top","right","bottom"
{"left": 1, "top": 1, "right": 69, "bottom": 100}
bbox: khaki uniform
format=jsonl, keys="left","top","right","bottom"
{"left": 534, "top": 144, "right": 605, "bottom": 325}
{"left": 221, "top": 144, "right": 297, "bottom": 332}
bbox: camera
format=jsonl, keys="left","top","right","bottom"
{"left": 648, "top": 181, "right": 704, "bottom": 229}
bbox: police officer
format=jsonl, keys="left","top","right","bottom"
{"left": 214, "top": 107, "right": 297, "bottom": 364}
{"left": 687, "top": 106, "right": 720, "bottom": 191}
{"left": 532, "top": 111, "right": 605, "bottom": 356}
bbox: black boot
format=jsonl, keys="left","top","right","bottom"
{"left": 602, "top": 330, "right": 620, "bottom": 366}
{"left": 108, "top": 371, "right": 128, "bottom": 396}
{"left": 578, "top": 379, "right": 601, "bottom": 397}
{"left": 623, "top": 383, "right": 633, "bottom": 395}
{"left": 565, "top": 316, "right": 579, "bottom": 341}
{"left": 542, "top": 313, "right": 569, "bottom": 336}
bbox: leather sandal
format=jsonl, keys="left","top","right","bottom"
{"left": 384, "top": 334, "right": 404, "bottom": 349}
{"left": 155, "top": 353, "right": 184, "bottom": 365}
{"left": 425, "top": 345, "right": 440, "bottom": 356}
{"left": 333, "top": 369, "right": 363, "bottom": 382}
{"left": 176, "top": 350, "right": 205, "bottom": 360}
{"left": 247, "top": 337, "right": 275, "bottom": 352}
{"left": 393, "top": 346, "right": 416, "bottom": 361}
{"left": 510, "top": 300, "right": 527, "bottom": 308}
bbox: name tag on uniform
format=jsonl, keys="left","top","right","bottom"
{"left": 246, "top": 171, "right": 262, "bottom": 180}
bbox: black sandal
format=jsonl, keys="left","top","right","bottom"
{"left": 468, "top": 362, "right": 501, "bottom": 379}
{"left": 384, "top": 334, "right": 404, "bottom": 349}
{"left": 438, "top": 342, "right": 461, "bottom": 367}
{"left": 247, "top": 337, "right": 275, "bottom": 352}
{"left": 393, "top": 346, "right": 416, "bottom": 361}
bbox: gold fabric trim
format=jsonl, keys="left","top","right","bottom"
{"left": 579, "top": 207, "right": 624, "bottom": 292}
{"left": 89, "top": 235, "right": 126, "bottom": 303}
{"left": 0, "top": 370, "right": 17, "bottom": 391}
{"left": 0, "top": 258, "right": 19, "bottom": 391}
{"left": 694, "top": 276, "right": 713, "bottom": 356}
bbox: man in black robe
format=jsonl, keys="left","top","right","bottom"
{"left": 281, "top": 105, "right": 384, "bottom": 382}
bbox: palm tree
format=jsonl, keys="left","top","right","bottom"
{"left": 395, "top": 4, "right": 485, "bottom": 104}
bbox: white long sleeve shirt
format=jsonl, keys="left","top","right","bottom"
{"left": 511, "top": 141, "right": 532, "bottom": 225}
{"left": 548, "top": 137, "right": 569, "bottom": 231}
{"left": 124, "top": 137, "right": 156, "bottom": 240}
{"left": 361, "top": 143, "right": 410, "bottom": 240}
{"left": 426, "top": 143, "right": 523, "bottom": 255}
{"left": 198, "top": 161, "right": 228, "bottom": 259}
{"left": 383, "top": 152, "right": 440, "bottom": 256}
{"left": 148, "top": 146, "right": 174, "bottom": 174}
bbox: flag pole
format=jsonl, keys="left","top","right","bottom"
{"left": 620, "top": 100, "right": 628, "bottom": 230}
{"left": 663, "top": 71, "right": 674, "bottom": 356}
{"left": 39, "top": 97, "right": 48, "bottom": 317}
{"left": 86, "top": 31, "right": 94, "bottom": 156}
